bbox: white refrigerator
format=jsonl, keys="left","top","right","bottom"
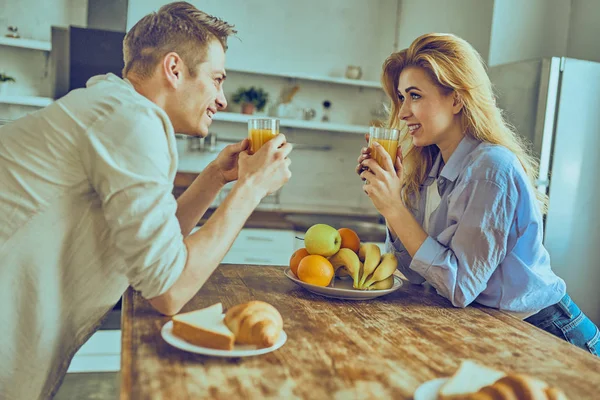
{"left": 489, "top": 57, "right": 600, "bottom": 324}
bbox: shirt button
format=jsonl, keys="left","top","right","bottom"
{"left": 439, "top": 178, "right": 445, "bottom": 185}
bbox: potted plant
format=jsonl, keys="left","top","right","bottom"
{"left": 232, "top": 86, "right": 269, "bottom": 115}
{"left": 0, "top": 72, "right": 16, "bottom": 95}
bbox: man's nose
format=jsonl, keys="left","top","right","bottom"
{"left": 216, "top": 88, "right": 227, "bottom": 110}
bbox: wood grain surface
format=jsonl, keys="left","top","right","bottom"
{"left": 121, "top": 265, "right": 600, "bottom": 400}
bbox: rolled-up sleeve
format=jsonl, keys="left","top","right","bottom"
{"left": 386, "top": 228, "right": 426, "bottom": 284}
{"left": 409, "top": 179, "right": 517, "bottom": 307}
{"left": 81, "top": 106, "right": 187, "bottom": 299}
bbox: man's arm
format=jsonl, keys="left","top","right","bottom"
{"left": 175, "top": 163, "right": 224, "bottom": 237}
{"left": 175, "top": 140, "right": 249, "bottom": 237}
{"left": 149, "top": 135, "right": 292, "bottom": 315}
{"left": 149, "top": 178, "right": 260, "bottom": 315}
{"left": 82, "top": 107, "right": 289, "bottom": 316}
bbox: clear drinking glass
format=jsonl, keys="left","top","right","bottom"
{"left": 368, "top": 126, "right": 401, "bottom": 166}
{"left": 248, "top": 118, "right": 279, "bottom": 154}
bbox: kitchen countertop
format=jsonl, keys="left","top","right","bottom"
{"left": 197, "top": 208, "right": 387, "bottom": 243}
{"left": 120, "top": 265, "right": 600, "bottom": 399}
{"left": 179, "top": 172, "right": 387, "bottom": 242}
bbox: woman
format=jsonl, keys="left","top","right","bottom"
{"left": 357, "top": 33, "right": 599, "bottom": 355}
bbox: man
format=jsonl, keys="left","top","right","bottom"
{"left": 0, "top": 2, "right": 292, "bottom": 399}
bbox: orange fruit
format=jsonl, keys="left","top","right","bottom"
{"left": 297, "top": 255, "right": 334, "bottom": 287}
{"left": 290, "top": 248, "right": 310, "bottom": 276}
{"left": 338, "top": 228, "right": 360, "bottom": 253}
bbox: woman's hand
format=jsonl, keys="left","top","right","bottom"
{"left": 360, "top": 141, "right": 404, "bottom": 216}
{"left": 355, "top": 133, "right": 371, "bottom": 179}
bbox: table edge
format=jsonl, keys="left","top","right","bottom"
{"left": 119, "top": 287, "right": 135, "bottom": 400}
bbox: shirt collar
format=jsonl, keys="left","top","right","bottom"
{"left": 428, "top": 152, "right": 444, "bottom": 181}
{"left": 439, "top": 135, "right": 481, "bottom": 182}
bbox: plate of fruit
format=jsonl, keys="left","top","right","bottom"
{"left": 284, "top": 224, "right": 403, "bottom": 300}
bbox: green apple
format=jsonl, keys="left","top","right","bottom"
{"left": 304, "top": 224, "right": 341, "bottom": 257}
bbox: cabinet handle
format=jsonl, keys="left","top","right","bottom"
{"left": 246, "top": 236, "right": 274, "bottom": 242}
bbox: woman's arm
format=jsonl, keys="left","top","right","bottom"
{"left": 360, "top": 142, "right": 517, "bottom": 308}
{"left": 387, "top": 178, "right": 517, "bottom": 307}
{"left": 385, "top": 226, "right": 426, "bottom": 284}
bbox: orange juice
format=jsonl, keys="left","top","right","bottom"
{"left": 370, "top": 138, "right": 399, "bottom": 166}
{"left": 249, "top": 128, "right": 278, "bottom": 154}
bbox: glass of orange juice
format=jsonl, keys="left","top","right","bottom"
{"left": 368, "top": 126, "right": 401, "bottom": 166}
{"left": 248, "top": 118, "right": 279, "bottom": 154}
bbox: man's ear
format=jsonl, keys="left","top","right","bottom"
{"left": 452, "top": 91, "right": 464, "bottom": 115}
{"left": 163, "top": 52, "right": 184, "bottom": 89}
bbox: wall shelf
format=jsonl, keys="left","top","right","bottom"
{"left": 0, "top": 99, "right": 369, "bottom": 134}
{"left": 214, "top": 112, "right": 368, "bottom": 134}
{"left": 0, "top": 36, "right": 51, "bottom": 52}
{"left": 0, "top": 95, "right": 53, "bottom": 107}
{"left": 227, "top": 67, "right": 382, "bottom": 89}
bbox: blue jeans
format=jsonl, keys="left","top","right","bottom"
{"left": 525, "top": 293, "right": 599, "bottom": 356}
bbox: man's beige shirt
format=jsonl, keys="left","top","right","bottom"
{"left": 0, "top": 74, "right": 187, "bottom": 399}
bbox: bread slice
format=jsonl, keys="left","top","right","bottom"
{"left": 438, "top": 360, "right": 506, "bottom": 399}
{"left": 172, "top": 303, "right": 235, "bottom": 350}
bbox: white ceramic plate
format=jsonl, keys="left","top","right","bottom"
{"left": 413, "top": 378, "right": 449, "bottom": 400}
{"left": 161, "top": 319, "right": 287, "bottom": 357}
{"left": 284, "top": 268, "right": 403, "bottom": 300}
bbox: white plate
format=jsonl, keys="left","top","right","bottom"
{"left": 413, "top": 378, "right": 449, "bottom": 400}
{"left": 161, "top": 319, "right": 287, "bottom": 357}
{"left": 284, "top": 268, "right": 403, "bottom": 300}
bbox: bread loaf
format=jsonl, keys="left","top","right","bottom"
{"left": 171, "top": 303, "right": 235, "bottom": 350}
{"left": 224, "top": 301, "right": 283, "bottom": 348}
{"left": 437, "top": 360, "right": 569, "bottom": 400}
{"left": 469, "top": 375, "right": 569, "bottom": 400}
{"left": 438, "top": 360, "right": 505, "bottom": 399}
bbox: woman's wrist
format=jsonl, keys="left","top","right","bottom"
{"left": 381, "top": 198, "right": 407, "bottom": 221}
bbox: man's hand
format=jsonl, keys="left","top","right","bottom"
{"left": 238, "top": 134, "right": 292, "bottom": 198}
{"left": 210, "top": 139, "right": 250, "bottom": 185}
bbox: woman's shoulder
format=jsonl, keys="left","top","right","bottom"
{"left": 462, "top": 142, "right": 525, "bottom": 185}
{"left": 471, "top": 142, "right": 519, "bottom": 169}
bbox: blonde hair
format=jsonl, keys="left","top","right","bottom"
{"left": 123, "top": 1, "right": 237, "bottom": 79}
{"left": 381, "top": 33, "right": 547, "bottom": 212}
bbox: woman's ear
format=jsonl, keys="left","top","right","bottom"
{"left": 452, "top": 92, "right": 464, "bottom": 114}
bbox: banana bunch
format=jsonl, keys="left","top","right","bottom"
{"left": 328, "top": 244, "right": 397, "bottom": 290}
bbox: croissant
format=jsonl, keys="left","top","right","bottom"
{"left": 467, "top": 375, "right": 569, "bottom": 400}
{"left": 224, "top": 301, "right": 283, "bottom": 348}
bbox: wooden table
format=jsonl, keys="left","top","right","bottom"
{"left": 121, "top": 265, "right": 600, "bottom": 399}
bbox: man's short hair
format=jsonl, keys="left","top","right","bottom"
{"left": 122, "top": 1, "right": 236, "bottom": 78}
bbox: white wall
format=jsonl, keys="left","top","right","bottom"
{"left": 127, "top": 0, "right": 398, "bottom": 82}
{"left": 488, "top": 0, "right": 570, "bottom": 66}
{"left": 566, "top": 0, "right": 600, "bottom": 63}
{"left": 0, "top": 0, "right": 86, "bottom": 41}
{"left": 125, "top": 0, "right": 391, "bottom": 214}
{"left": 178, "top": 70, "right": 385, "bottom": 214}
{"left": 395, "top": 0, "right": 495, "bottom": 62}
{"left": 0, "top": 0, "right": 86, "bottom": 118}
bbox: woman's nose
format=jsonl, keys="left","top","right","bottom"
{"left": 398, "top": 102, "right": 411, "bottom": 120}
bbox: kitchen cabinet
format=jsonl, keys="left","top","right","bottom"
{"left": 68, "top": 330, "right": 120, "bottom": 373}
{"left": 191, "top": 227, "right": 295, "bottom": 266}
